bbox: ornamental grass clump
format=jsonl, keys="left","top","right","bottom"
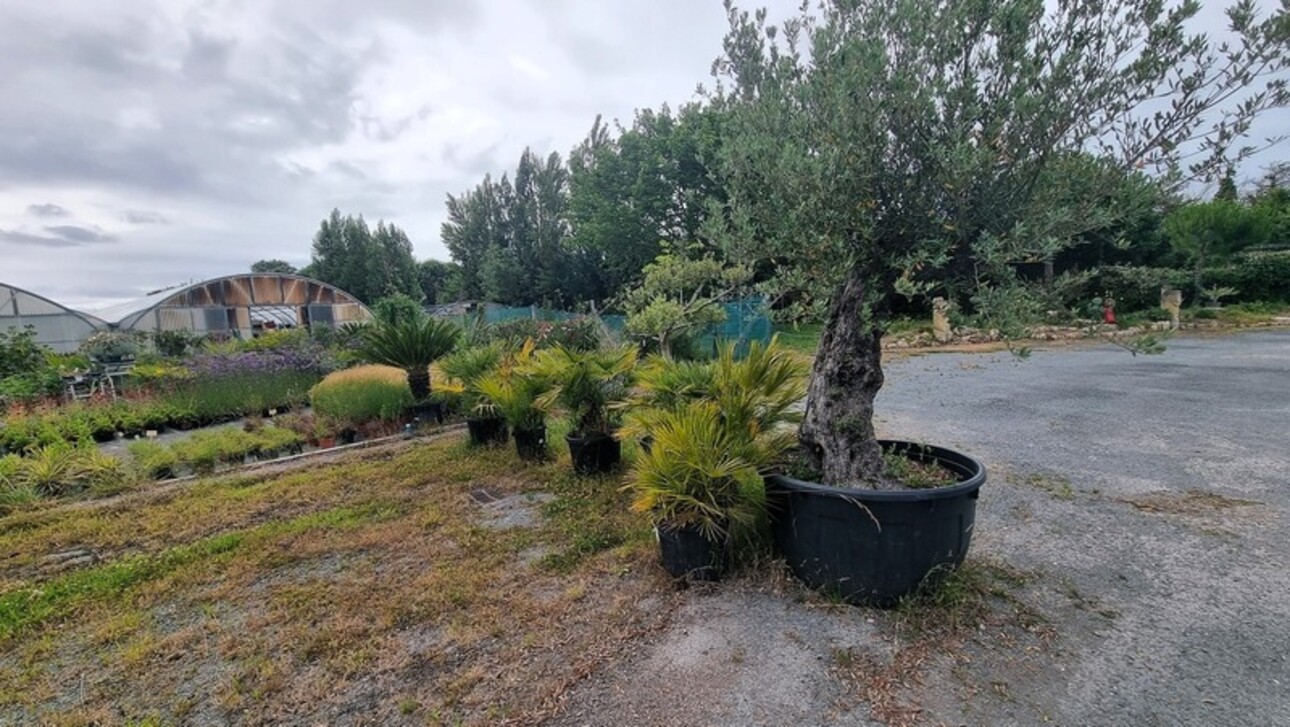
{"left": 310, "top": 365, "right": 413, "bottom": 425}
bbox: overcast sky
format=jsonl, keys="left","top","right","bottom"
{"left": 0, "top": 0, "right": 1284, "bottom": 308}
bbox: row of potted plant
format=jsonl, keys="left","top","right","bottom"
{"left": 430, "top": 334, "right": 985, "bottom": 607}
{"left": 435, "top": 342, "right": 638, "bottom": 472}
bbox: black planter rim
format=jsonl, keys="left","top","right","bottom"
{"left": 767, "top": 439, "right": 985, "bottom": 503}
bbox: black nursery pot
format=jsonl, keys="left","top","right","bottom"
{"left": 657, "top": 522, "right": 726, "bottom": 582}
{"left": 513, "top": 425, "right": 548, "bottom": 461}
{"left": 466, "top": 417, "right": 509, "bottom": 446}
{"left": 409, "top": 401, "right": 445, "bottom": 425}
{"left": 566, "top": 432, "right": 621, "bottom": 474}
{"left": 766, "top": 440, "right": 986, "bottom": 608}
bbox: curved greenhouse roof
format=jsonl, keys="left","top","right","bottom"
{"left": 1, "top": 282, "right": 104, "bottom": 353}
{"left": 83, "top": 273, "right": 372, "bottom": 336}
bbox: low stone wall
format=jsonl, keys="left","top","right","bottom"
{"left": 882, "top": 318, "right": 1289, "bottom": 350}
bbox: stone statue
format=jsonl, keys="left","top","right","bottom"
{"left": 932, "top": 297, "right": 952, "bottom": 343}
{"left": 1160, "top": 288, "right": 1183, "bottom": 330}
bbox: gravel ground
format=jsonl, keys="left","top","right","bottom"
{"left": 553, "top": 330, "right": 1290, "bottom": 726}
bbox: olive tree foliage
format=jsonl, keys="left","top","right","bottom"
{"left": 709, "top": 0, "right": 1289, "bottom": 485}
{"left": 623, "top": 251, "right": 753, "bottom": 356}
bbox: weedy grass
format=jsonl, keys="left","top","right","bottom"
{"left": 772, "top": 323, "right": 823, "bottom": 356}
{"left": 0, "top": 432, "right": 664, "bottom": 724}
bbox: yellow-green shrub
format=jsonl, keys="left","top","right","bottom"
{"left": 310, "top": 365, "right": 413, "bottom": 425}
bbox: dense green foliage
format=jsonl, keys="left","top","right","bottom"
{"left": 0, "top": 327, "right": 63, "bottom": 405}
{"left": 250, "top": 259, "right": 297, "bottom": 274}
{"left": 624, "top": 340, "right": 807, "bottom": 540}
{"left": 304, "top": 209, "right": 421, "bottom": 304}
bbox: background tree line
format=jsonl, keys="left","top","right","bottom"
{"left": 257, "top": 116, "right": 1289, "bottom": 318}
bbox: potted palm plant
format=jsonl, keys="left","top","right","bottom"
{"left": 437, "top": 344, "right": 509, "bottom": 446}
{"left": 475, "top": 341, "right": 551, "bottom": 461}
{"left": 358, "top": 317, "right": 460, "bottom": 419}
{"left": 531, "top": 345, "right": 637, "bottom": 474}
{"left": 625, "top": 339, "right": 807, "bottom": 580}
{"left": 627, "top": 400, "right": 790, "bottom": 580}
{"left": 620, "top": 356, "right": 717, "bottom": 454}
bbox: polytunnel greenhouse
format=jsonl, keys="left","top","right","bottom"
{"left": 85, "top": 273, "right": 372, "bottom": 338}
{"left": 0, "top": 282, "right": 104, "bottom": 352}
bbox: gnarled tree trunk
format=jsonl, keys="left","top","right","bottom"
{"left": 798, "top": 268, "right": 885, "bottom": 485}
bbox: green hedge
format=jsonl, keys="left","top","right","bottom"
{"left": 1084, "top": 253, "right": 1290, "bottom": 311}
{"left": 1204, "top": 252, "right": 1290, "bottom": 304}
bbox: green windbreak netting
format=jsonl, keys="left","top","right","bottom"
{"left": 442, "top": 298, "right": 772, "bottom": 355}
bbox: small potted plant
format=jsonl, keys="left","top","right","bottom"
{"left": 625, "top": 340, "right": 807, "bottom": 580}
{"left": 1201, "top": 285, "right": 1239, "bottom": 310}
{"left": 80, "top": 331, "right": 141, "bottom": 364}
{"left": 437, "top": 344, "right": 508, "bottom": 446}
{"left": 531, "top": 345, "right": 637, "bottom": 474}
{"left": 475, "top": 341, "right": 551, "bottom": 461}
{"left": 627, "top": 400, "right": 793, "bottom": 581}
{"left": 619, "top": 355, "right": 717, "bottom": 454}
{"left": 313, "top": 417, "right": 339, "bottom": 449}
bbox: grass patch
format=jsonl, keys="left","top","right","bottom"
{"left": 0, "top": 503, "right": 395, "bottom": 640}
{"left": 1019, "top": 472, "right": 1076, "bottom": 500}
{"left": 1120, "top": 489, "right": 1262, "bottom": 517}
{"left": 772, "top": 323, "right": 822, "bottom": 356}
{"left": 892, "top": 559, "right": 1042, "bottom": 640}
{"left": 0, "top": 432, "right": 665, "bottom": 724}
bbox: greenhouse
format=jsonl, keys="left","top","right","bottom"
{"left": 0, "top": 282, "right": 105, "bottom": 353}
{"left": 85, "top": 273, "right": 372, "bottom": 338}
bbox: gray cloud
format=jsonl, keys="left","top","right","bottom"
{"left": 121, "top": 210, "right": 169, "bottom": 224}
{"left": 441, "top": 143, "right": 505, "bottom": 182}
{"left": 44, "top": 225, "right": 117, "bottom": 244}
{"left": 1, "top": 227, "right": 96, "bottom": 248}
{"left": 26, "top": 203, "right": 71, "bottom": 218}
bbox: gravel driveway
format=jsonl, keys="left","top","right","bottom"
{"left": 554, "top": 330, "right": 1290, "bottom": 726}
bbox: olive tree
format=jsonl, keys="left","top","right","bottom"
{"left": 710, "top": 0, "right": 1289, "bottom": 484}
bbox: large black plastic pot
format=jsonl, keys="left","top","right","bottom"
{"left": 466, "top": 417, "right": 509, "bottom": 446}
{"left": 766, "top": 440, "right": 986, "bottom": 607}
{"left": 566, "top": 432, "right": 621, "bottom": 474}
{"left": 656, "top": 522, "right": 726, "bottom": 581}
{"left": 409, "top": 401, "right": 445, "bottom": 425}
{"left": 513, "top": 426, "right": 548, "bottom": 461}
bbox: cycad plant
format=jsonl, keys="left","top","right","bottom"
{"left": 358, "top": 318, "right": 461, "bottom": 402}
